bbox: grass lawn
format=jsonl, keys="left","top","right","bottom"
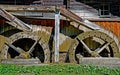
{"left": 0, "top": 64, "right": 120, "bottom": 75}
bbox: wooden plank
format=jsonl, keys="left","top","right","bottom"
{"left": 0, "top": 5, "right": 55, "bottom": 13}
{"left": 0, "top": 8, "right": 32, "bottom": 31}
{"left": 0, "top": 5, "right": 100, "bottom": 30}
{"left": 60, "top": 6, "right": 100, "bottom": 30}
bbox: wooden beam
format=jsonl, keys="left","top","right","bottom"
{"left": 0, "top": 5, "right": 100, "bottom": 30}
{"left": 0, "top": 8, "right": 32, "bottom": 31}
{"left": 60, "top": 6, "right": 100, "bottom": 30}
{"left": 54, "top": 7, "right": 60, "bottom": 63}
{"left": 0, "top": 5, "right": 55, "bottom": 13}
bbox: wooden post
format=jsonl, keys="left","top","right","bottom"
{"left": 54, "top": 6, "right": 60, "bottom": 63}
{"left": 67, "top": 0, "right": 70, "bottom": 9}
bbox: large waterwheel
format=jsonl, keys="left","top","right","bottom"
{"left": 1, "top": 31, "right": 51, "bottom": 63}
{"left": 69, "top": 31, "right": 120, "bottom": 63}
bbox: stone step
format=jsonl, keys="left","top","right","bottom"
{"left": 1, "top": 59, "right": 40, "bottom": 65}
{"left": 79, "top": 57, "right": 120, "bottom": 68}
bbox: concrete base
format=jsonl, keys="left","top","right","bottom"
{"left": 1, "top": 59, "right": 40, "bottom": 65}
{"left": 79, "top": 57, "right": 120, "bottom": 68}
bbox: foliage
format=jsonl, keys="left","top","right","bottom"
{"left": 0, "top": 64, "right": 120, "bottom": 75}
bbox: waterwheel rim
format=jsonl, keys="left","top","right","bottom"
{"left": 69, "top": 31, "right": 119, "bottom": 63}
{"left": 2, "top": 31, "right": 50, "bottom": 63}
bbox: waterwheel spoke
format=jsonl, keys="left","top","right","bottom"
{"left": 95, "top": 42, "right": 110, "bottom": 54}
{"left": 28, "top": 37, "right": 41, "bottom": 54}
{"left": 80, "top": 40, "right": 92, "bottom": 54}
{"left": 5, "top": 42, "right": 24, "bottom": 53}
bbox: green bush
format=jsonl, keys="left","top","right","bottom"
{"left": 0, "top": 64, "right": 120, "bottom": 75}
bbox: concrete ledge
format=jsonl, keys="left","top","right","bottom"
{"left": 1, "top": 59, "right": 40, "bottom": 65}
{"left": 79, "top": 57, "right": 120, "bottom": 68}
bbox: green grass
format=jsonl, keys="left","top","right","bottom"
{"left": 0, "top": 64, "right": 120, "bottom": 75}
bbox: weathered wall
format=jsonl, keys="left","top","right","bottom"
{"left": 93, "top": 21, "right": 120, "bottom": 42}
